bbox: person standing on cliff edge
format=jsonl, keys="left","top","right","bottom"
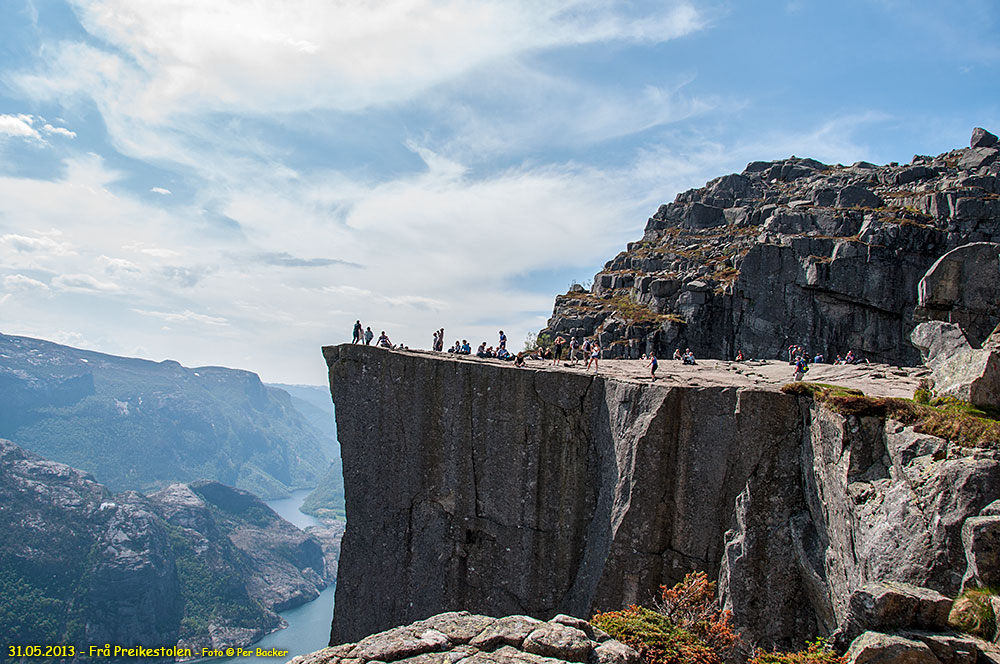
{"left": 352, "top": 320, "right": 362, "bottom": 344}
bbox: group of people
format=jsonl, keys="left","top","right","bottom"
{"left": 549, "top": 334, "right": 602, "bottom": 371}
{"left": 352, "top": 320, "right": 375, "bottom": 346}
{"left": 351, "top": 320, "right": 396, "bottom": 348}
{"left": 671, "top": 348, "right": 697, "bottom": 365}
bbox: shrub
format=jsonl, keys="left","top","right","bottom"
{"left": 592, "top": 572, "right": 738, "bottom": 664}
{"left": 913, "top": 388, "right": 931, "bottom": 404}
{"left": 749, "top": 638, "right": 845, "bottom": 664}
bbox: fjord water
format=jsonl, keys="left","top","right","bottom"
{"left": 219, "top": 490, "right": 334, "bottom": 663}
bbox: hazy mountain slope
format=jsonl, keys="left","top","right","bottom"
{"left": 269, "top": 383, "right": 346, "bottom": 521}
{"left": 0, "top": 333, "right": 328, "bottom": 499}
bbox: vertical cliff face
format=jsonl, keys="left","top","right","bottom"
{"left": 326, "top": 345, "right": 1000, "bottom": 647}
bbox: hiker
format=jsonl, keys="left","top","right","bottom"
{"left": 477, "top": 343, "right": 488, "bottom": 358}
{"left": 735, "top": 349, "right": 744, "bottom": 361}
{"left": 352, "top": 320, "right": 362, "bottom": 343}
{"left": 682, "top": 348, "right": 696, "bottom": 365}
{"left": 514, "top": 352, "right": 526, "bottom": 367}
{"left": 647, "top": 354, "right": 658, "bottom": 381}
{"left": 673, "top": 348, "right": 682, "bottom": 361}
{"left": 794, "top": 356, "right": 809, "bottom": 381}
{"left": 569, "top": 337, "right": 580, "bottom": 364}
{"left": 586, "top": 343, "right": 601, "bottom": 372}
{"left": 377, "top": 331, "right": 392, "bottom": 348}
{"left": 498, "top": 330, "right": 507, "bottom": 350}
{"left": 813, "top": 353, "right": 824, "bottom": 364}
{"left": 845, "top": 350, "right": 856, "bottom": 364}
{"left": 461, "top": 340, "right": 471, "bottom": 355}
{"left": 364, "top": 327, "right": 374, "bottom": 345}
{"left": 552, "top": 335, "right": 566, "bottom": 365}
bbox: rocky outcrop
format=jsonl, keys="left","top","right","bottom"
{"left": 325, "top": 345, "right": 1000, "bottom": 649}
{"left": 914, "top": 243, "right": 1000, "bottom": 347}
{"left": 292, "top": 612, "right": 638, "bottom": 664}
{"left": 0, "top": 439, "right": 332, "bottom": 659}
{"left": 541, "top": 129, "right": 1000, "bottom": 365}
{"left": 911, "top": 322, "right": 1000, "bottom": 407}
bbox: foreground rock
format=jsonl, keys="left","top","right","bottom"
{"left": 325, "top": 345, "right": 1000, "bottom": 648}
{"left": 289, "top": 612, "right": 637, "bottom": 664}
{"left": 0, "top": 439, "right": 332, "bottom": 660}
{"left": 540, "top": 128, "right": 1000, "bottom": 365}
{"left": 911, "top": 321, "right": 1000, "bottom": 408}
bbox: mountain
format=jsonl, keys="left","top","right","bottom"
{"left": 0, "top": 332, "right": 330, "bottom": 499}
{"left": 268, "top": 383, "right": 347, "bottom": 521}
{"left": 0, "top": 439, "right": 334, "bottom": 659}
{"left": 541, "top": 127, "right": 1000, "bottom": 364}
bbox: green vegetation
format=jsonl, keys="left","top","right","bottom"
{"left": 301, "top": 462, "right": 346, "bottom": 521}
{"left": 593, "top": 572, "right": 842, "bottom": 664}
{"left": 607, "top": 295, "right": 669, "bottom": 325}
{"left": 781, "top": 383, "right": 1000, "bottom": 447}
{"left": 165, "top": 523, "right": 272, "bottom": 637}
{"left": 524, "top": 331, "right": 554, "bottom": 351}
{"left": 749, "top": 638, "right": 844, "bottom": 664}
{"left": 0, "top": 568, "right": 68, "bottom": 644}
{"left": 948, "top": 588, "right": 998, "bottom": 640}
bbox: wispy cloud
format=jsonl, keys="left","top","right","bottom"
{"left": 150, "top": 186, "right": 171, "bottom": 195}
{"left": 133, "top": 308, "right": 229, "bottom": 326}
{"left": 3, "top": 274, "right": 50, "bottom": 292}
{"left": 52, "top": 273, "right": 122, "bottom": 292}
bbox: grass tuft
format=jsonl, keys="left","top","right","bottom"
{"left": 782, "top": 383, "right": 1000, "bottom": 448}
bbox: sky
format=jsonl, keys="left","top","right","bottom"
{"left": 0, "top": 1, "right": 998, "bottom": 385}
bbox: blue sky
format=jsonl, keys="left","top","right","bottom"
{"left": 1, "top": 1, "right": 997, "bottom": 384}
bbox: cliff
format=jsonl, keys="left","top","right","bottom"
{"left": 0, "top": 440, "right": 333, "bottom": 660}
{"left": 541, "top": 128, "right": 1000, "bottom": 364}
{"left": 325, "top": 344, "right": 1000, "bottom": 648}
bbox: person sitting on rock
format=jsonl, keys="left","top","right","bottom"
{"left": 735, "top": 350, "right": 744, "bottom": 361}
{"left": 476, "top": 342, "right": 488, "bottom": 358}
{"left": 682, "top": 349, "right": 696, "bottom": 365}
{"left": 497, "top": 347, "right": 511, "bottom": 360}
{"left": 813, "top": 353, "right": 824, "bottom": 363}
{"left": 834, "top": 354, "right": 844, "bottom": 365}
{"left": 514, "top": 352, "right": 526, "bottom": 367}
{"left": 845, "top": 350, "right": 856, "bottom": 364}
{"left": 377, "top": 331, "right": 393, "bottom": 348}
{"left": 673, "top": 348, "right": 682, "bottom": 361}
{"left": 461, "top": 340, "right": 471, "bottom": 355}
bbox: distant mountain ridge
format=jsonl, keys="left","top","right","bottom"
{"left": 0, "top": 332, "right": 329, "bottom": 499}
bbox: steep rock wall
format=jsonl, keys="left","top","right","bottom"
{"left": 326, "top": 345, "right": 1000, "bottom": 647}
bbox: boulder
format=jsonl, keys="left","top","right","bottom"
{"left": 915, "top": 242, "right": 1000, "bottom": 348}
{"left": 522, "top": 623, "right": 592, "bottom": 662}
{"left": 847, "top": 631, "right": 942, "bottom": 664}
{"left": 911, "top": 321, "right": 1000, "bottom": 408}
{"left": 972, "top": 128, "right": 999, "bottom": 149}
{"left": 836, "top": 583, "right": 953, "bottom": 647}
{"left": 838, "top": 185, "right": 883, "bottom": 209}
{"left": 961, "top": 517, "right": 1000, "bottom": 591}
{"left": 297, "top": 614, "right": 638, "bottom": 664}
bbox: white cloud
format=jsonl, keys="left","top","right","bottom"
{"left": 33, "top": 1, "right": 703, "bottom": 118}
{"left": 0, "top": 232, "right": 74, "bottom": 255}
{"left": 0, "top": 114, "right": 39, "bottom": 138}
{"left": 150, "top": 187, "right": 171, "bottom": 195}
{"left": 134, "top": 308, "right": 229, "bottom": 326}
{"left": 3, "top": 274, "right": 50, "bottom": 291}
{"left": 98, "top": 255, "right": 142, "bottom": 274}
{"left": 42, "top": 123, "right": 76, "bottom": 138}
{"left": 52, "top": 273, "right": 122, "bottom": 292}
